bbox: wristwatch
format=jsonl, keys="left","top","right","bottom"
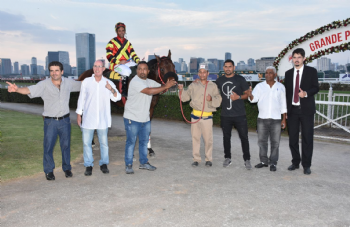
{"left": 239, "top": 95, "right": 241, "bottom": 100}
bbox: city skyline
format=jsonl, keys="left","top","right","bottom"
{"left": 1, "top": 1, "right": 350, "bottom": 68}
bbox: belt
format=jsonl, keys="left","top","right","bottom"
{"left": 191, "top": 114, "right": 213, "bottom": 120}
{"left": 44, "top": 113, "right": 70, "bottom": 120}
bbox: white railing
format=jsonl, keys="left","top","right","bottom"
{"left": 315, "top": 88, "right": 350, "bottom": 142}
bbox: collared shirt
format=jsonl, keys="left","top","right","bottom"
{"left": 124, "top": 76, "right": 161, "bottom": 123}
{"left": 180, "top": 81, "right": 222, "bottom": 114}
{"left": 28, "top": 77, "right": 81, "bottom": 117}
{"left": 76, "top": 75, "right": 121, "bottom": 129}
{"left": 249, "top": 81, "right": 287, "bottom": 120}
{"left": 292, "top": 65, "right": 304, "bottom": 105}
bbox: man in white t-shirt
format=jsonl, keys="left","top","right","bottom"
{"left": 123, "top": 61, "right": 176, "bottom": 174}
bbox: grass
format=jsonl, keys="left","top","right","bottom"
{"left": 0, "top": 109, "right": 83, "bottom": 181}
{"left": 319, "top": 90, "right": 350, "bottom": 94}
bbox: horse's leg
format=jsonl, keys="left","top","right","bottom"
{"left": 147, "top": 134, "right": 154, "bottom": 157}
{"left": 148, "top": 95, "right": 160, "bottom": 156}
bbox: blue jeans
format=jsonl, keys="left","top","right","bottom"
{"left": 43, "top": 117, "right": 71, "bottom": 174}
{"left": 82, "top": 128, "right": 109, "bottom": 167}
{"left": 124, "top": 118, "right": 150, "bottom": 166}
{"left": 257, "top": 118, "right": 281, "bottom": 165}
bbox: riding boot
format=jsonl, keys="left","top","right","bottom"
{"left": 121, "top": 76, "right": 128, "bottom": 97}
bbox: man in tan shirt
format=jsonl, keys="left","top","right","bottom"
{"left": 178, "top": 65, "right": 222, "bottom": 167}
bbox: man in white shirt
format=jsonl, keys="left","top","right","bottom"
{"left": 123, "top": 61, "right": 177, "bottom": 174}
{"left": 76, "top": 60, "right": 121, "bottom": 176}
{"left": 247, "top": 66, "right": 287, "bottom": 171}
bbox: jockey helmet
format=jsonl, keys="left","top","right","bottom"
{"left": 115, "top": 22, "right": 126, "bottom": 32}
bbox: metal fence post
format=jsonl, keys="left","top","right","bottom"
{"left": 327, "top": 83, "right": 333, "bottom": 127}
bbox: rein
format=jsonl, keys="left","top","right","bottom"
{"left": 118, "top": 80, "right": 126, "bottom": 105}
{"left": 157, "top": 56, "right": 170, "bottom": 95}
{"left": 157, "top": 56, "right": 168, "bottom": 85}
{"left": 179, "top": 81, "right": 208, "bottom": 124}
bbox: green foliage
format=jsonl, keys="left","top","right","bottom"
{"left": 1, "top": 89, "right": 262, "bottom": 129}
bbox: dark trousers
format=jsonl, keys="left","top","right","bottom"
{"left": 257, "top": 118, "right": 281, "bottom": 165}
{"left": 221, "top": 115, "right": 250, "bottom": 161}
{"left": 287, "top": 106, "right": 314, "bottom": 168}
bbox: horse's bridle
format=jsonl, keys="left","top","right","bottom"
{"left": 157, "top": 56, "right": 175, "bottom": 85}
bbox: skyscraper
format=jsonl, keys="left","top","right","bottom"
{"left": 30, "top": 57, "right": 37, "bottom": 75}
{"left": 181, "top": 61, "right": 188, "bottom": 73}
{"left": 58, "top": 51, "right": 71, "bottom": 74}
{"left": 255, "top": 57, "right": 275, "bottom": 72}
{"left": 190, "top": 58, "right": 198, "bottom": 73}
{"left": 174, "top": 62, "right": 181, "bottom": 72}
{"left": 225, "top": 52, "right": 231, "bottom": 61}
{"left": 14, "top": 62, "right": 19, "bottom": 74}
{"left": 208, "top": 58, "right": 219, "bottom": 71}
{"left": 31, "top": 57, "right": 37, "bottom": 65}
{"left": 45, "top": 56, "right": 49, "bottom": 75}
{"left": 76, "top": 33, "right": 96, "bottom": 76}
{"left": 37, "top": 65, "right": 45, "bottom": 75}
{"left": 21, "top": 64, "right": 30, "bottom": 75}
{"left": 317, "top": 57, "right": 331, "bottom": 71}
{"left": 47, "top": 51, "right": 71, "bottom": 74}
{"left": 48, "top": 51, "right": 59, "bottom": 63}
{"left": 0, "top": 58, "right": 12, "bottom": 75}
{"left": 197, "top": 58, "right": 205, "bottom": 64}
{"left": 218, "top": 60, "right": 224, "bottom": 71}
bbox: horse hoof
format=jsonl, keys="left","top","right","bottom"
{"left": 148, "top": 148, "right": 155, "bottom": 157}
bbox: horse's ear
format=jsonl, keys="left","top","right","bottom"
{"left": 155, "top": 54, "right": 160, "bottom": 63}
{"left": 167, "top": 50, "right": 171, "bottom": 60}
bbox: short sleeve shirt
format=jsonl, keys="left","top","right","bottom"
{"left": 28, "top": 77, "right": 81, "bottom": 117}
{"left": 215, "top": 74, "right": 249, "bottom": 117}
{"left": 123, "top": 76, "right": 161, "bottom": 122}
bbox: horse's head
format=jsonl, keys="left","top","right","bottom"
{"left": 154, "top": 50, "right": 178, "bottom": 91}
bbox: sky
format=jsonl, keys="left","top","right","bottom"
{"left": 1, "top": 0, "right": 350, "bottom": 68}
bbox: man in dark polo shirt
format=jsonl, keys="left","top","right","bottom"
{"left": 6, "top": 61, "right": 81, "bottom": 180}
{"left": 215, "top": 59, "right": 251, "bottom": 170}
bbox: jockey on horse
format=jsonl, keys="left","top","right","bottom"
{"left": 106, "top": 22, "right": 139, "bottom": 97}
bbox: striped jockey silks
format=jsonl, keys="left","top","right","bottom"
{"left": 106, "top": 36, "right": 140, "bottom": 71}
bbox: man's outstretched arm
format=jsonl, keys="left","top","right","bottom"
{"left": 6, "top": 82, "right": 30, "bottom": 95}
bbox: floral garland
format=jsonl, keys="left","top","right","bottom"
{"left": 304, "top": 42, "right": 350, "bottom": 64}
{"left": 273, "top": 18, "right": 350, "bottom": 71}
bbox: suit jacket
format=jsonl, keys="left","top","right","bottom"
{"left": 285, "top": 65, "right": 319, "bottom": 115}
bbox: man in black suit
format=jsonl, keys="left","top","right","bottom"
{"left": 284, "top": 48, "right": 319, "bottom": 175}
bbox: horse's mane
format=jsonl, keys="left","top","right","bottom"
{"left": 148, "top": 59, "right": 158, "bottom": 71}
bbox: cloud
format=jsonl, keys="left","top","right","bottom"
{"left": 0, "top": 11, "right": 74, "bottom": 45}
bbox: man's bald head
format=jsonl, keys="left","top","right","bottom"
{"left": 94, "top": 60, "right": 104, "bottom": 67}
{"left": 93, "top": 60, "right": 105, "bottom": 77}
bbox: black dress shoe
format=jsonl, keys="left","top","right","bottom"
{"left": 64, "top": 170, "right": 73, "bottom": 178}
{"left": 192, "top": 161, "right": 199, "bottom": 167}
{"left": 84, "top": 166, "right": 93, "bottom": 176}
{"left": 255, "top": 162, "right": 268, "bottom": 168}
{"left": 205, "top": 161, "right": 212, "bottom": 167}
{"left": 46, "top": 172, "right": 55, "bottom": 180}
{"left": 304, "top": 167, "right": 311, "bottom": 175}
{"left": 100, "top": 164, "right": 109, "bottom": 174}
{"left": 270, "top": 165, "right": 277, "bottom": 172}
{"left": 288, "top": 164, "right": 300, "bottom": 171}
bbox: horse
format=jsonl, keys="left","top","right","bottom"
{"left": 77, "top": 50, "right": 178, "bottom": 156}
